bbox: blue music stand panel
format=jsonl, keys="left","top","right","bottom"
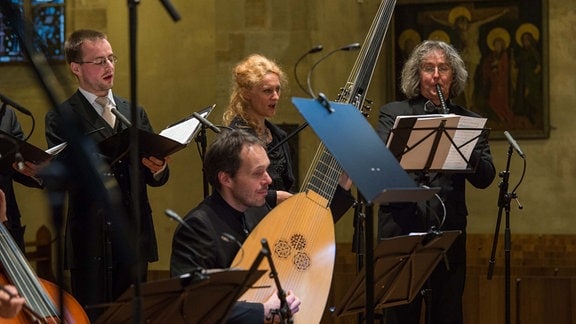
{"left": 292, "top": 97, "right": 437, "bottom": 204}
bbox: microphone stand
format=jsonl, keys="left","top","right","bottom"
{"left": 267, "top": 121, "right": 308, "bottom": 154}
{"left": 272, "top": 44, "right": 360, "bottom": 155}
{"left": 126, "top": 1, "right": 180, "bottom": 323}
{"left": 293, "top": 45, "right": 323, "bottom": 95}
{"left": 351, "top": 190, "right": 364, "bottom": 324}
{"left": 247, "top": 239, "right": 293, "bottom": 324}
{"left": 127, "top": 2, "right": 144, "bottom": 322}
{"left": 268, "top": 94, "right": 334, "bottom": 154}
{"left": 0, "top": 93, "right": 36, "bottom": 141}
{"left": 0, "top": 3, "right": 122, "bottom": 321}
{"left": 306, "top": 43, "right": 361, "bottom": 100}
{"left": 266, "top": 45, "right": 325, "bottom": 155}
{"left": 194, "top": 125, "right": 209, "bottom": 197}
{"left": 190, "top": 112, "right": 220, "bottom": 198}
{"left": 487, "top": 145, "right": 515, "bottom": 324}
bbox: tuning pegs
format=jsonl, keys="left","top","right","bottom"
{"left": 361, "top": 98, "right": 373, "bottom": 117}
{"left": 336, "top": 87, "right": 348, "bottom": 101}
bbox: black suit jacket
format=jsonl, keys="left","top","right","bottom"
{"left": 45, "top": 90, "right": 169, "bottom": 269}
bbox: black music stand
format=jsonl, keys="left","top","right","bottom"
{"left": 379, "top": 113, "right": 487, "bottom": 322}
{"left": 385, "top": 113, "right": 488, "bottom": 236}
{"left": 333, "top": 230, "right": 460, "bottom": 317}
{"left": 292, "top": 97, "right": 438, "bottom": 324}
{"left": 94, "top": 268, "right": 265, "bottom": 324}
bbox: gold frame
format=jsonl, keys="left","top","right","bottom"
{"left": 386, "top": 0, "right": 549, "bottom": 139}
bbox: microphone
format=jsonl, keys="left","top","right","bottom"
{"left": 0, "top": 93, "right": 32, "bottom": 116}
{"left": 159, "top": 0, "right": 181, "bottom": 22}
{"left": 293, "top": 44, "right": 323, "bottom": 95}
{"left": 221, "top": 232, "right": 245, "bottom": 269}
{"left": 435, "top": 83, "right": 449, "bottom": 114}
{"left": 164, "top": 209, "right": 207, "bottom": 260}
{"left": 165, "top": 208, "right": 192, "bottom": 232}
{"left": 110, "top": 107, "right": 132, "bottom": 127}
{"left": 503, "top": 131, "right": 526, "bottom": 159}
{"left": 192, "top": 112, "right": 221, "bottom": 134}
{"left": 220, "top": 232, "right": 240, "bottom": 244}
{"left": 306, "top": 42, "right": 361, "bottom": 99}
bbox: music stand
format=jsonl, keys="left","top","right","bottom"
{"left": 380, "top": 113, "right": 488, "bottom": 322}
{"left": 333, "top": 230, "right": 460, "bottom": 317}
{"left": 292, "top": 97, "right": 438, "bottom": 205}
{"left": 94, "top": 268, "right": 265, "bottom": 324}
{"left": 386, "top": 113, "right": 489, "bottom": 173}
{"left": 292, "top": 97, "right": 438, "bottom": 323}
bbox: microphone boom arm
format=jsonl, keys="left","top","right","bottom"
{"left": 164, "top": 209, "right": 209, "bottom": 264}
{"left": 293, "top": 45, "right": 323, "bottom": 96}
{"left": 306, "top": 43, "right": 361, "bottom": 99}
{"left": 192, "top": 112, "right": 221, "bottom": 134}
{"left": 111, "top": 107, "right": 133, "bottom": 127}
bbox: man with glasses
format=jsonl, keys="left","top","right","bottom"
{"left": 45, "top": 29, "right": 170, "bottom": 321}
{"left": 376, "top": 40, "right": 496, "bottom": 324}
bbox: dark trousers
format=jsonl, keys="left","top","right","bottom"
{"left": 70, "top": 260, "right": 148, "bottom": 322}
{"left": 382, "top": 235, "right": 467, "bottom": 324}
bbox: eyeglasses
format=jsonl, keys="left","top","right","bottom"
{"left": 76, "top": 55, "right": 118, "bottom": 66}
{"left": 420, "top": 64, "right": 451, "bottom": 75}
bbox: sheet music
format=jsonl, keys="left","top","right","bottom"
{"left": 443, "top": 115, "right": 487, "bottom": 170}
{"left": 159, "top": 116, "right": 203, "bottom": 144}
{"left": 387, "top": 114, "right": 486, "bottom": 171}
{"left": 159, "top": 105, "right": 215, "bottom": 144}
{"left": 45, "top": 142, "right": 67, "bottom": 156}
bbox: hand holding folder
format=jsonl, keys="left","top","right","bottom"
{"left": 98, "top": 105, "right": 215, "bottom": 165}
{"left": 0, "top": 130, "right": 66, "bottom": 172}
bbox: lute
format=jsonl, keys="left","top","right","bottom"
{"left": 231, "top": 1, "right": 397, "bottom": 322}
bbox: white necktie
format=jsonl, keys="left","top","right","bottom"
{"left": 95, "top": 96, "right": 116, "bottom": 127}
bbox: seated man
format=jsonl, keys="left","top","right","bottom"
{"left": 170, "top": 129, "right": 301, "bottom": 323}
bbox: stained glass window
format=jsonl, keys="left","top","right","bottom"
{"left": 0, "top": 0, "right": 65, "bottom": 63}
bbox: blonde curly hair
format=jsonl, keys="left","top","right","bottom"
{"left": 223, "top": 54, "right": 287, "bottom": 135}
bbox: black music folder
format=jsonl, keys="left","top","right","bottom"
{"left": 98, "top": 104, "right": 215, "bottom": 164}
{"left": 0, "top": 130, "right": 66, "bottom": 170}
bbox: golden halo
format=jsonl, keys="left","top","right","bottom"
{"left": 486, "top": 27, "right": 511, "bottom": 51}
{"left": 448, "top": 6, "right": 472, "bottom": 26}
{"left": 398, "top": 28, "right": 421, "bottom": 52}
{"left": 428, "top": 30, "right": 451, "bottom": 44}
{"left": 515, "top": 23, "right": 540, "bottom": 46}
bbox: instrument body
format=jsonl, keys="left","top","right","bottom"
{"left": 233, "top": 1, "right": 397, "bottom": 322}
{"left": 0, "top": 272, "right": 89, "bottom": 323}
{"left": 0, "top": 224, "right": 89, "bottom": 323}
{"left": 234, "top": 191, "right": 335, "bottom": 323}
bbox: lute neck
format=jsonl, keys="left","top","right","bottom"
{"left": 300, "top": 0, "right": 397, "bottom": 204}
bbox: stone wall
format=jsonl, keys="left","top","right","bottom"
{"left": 1, "top": 0, "right": 574, "bottom": 274}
